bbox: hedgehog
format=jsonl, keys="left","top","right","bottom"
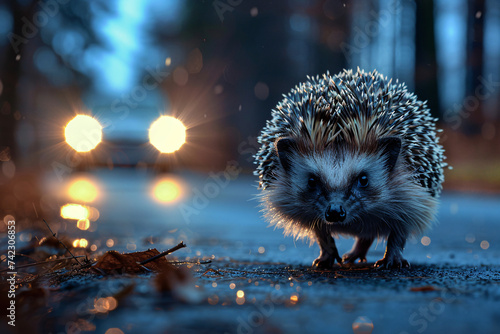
{"left": 254, "top": 68, "right": 446, "bottom": 269}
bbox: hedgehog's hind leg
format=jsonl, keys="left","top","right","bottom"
{"left": 374, "top": 232, "right": 410, "bottom": 269}
{"left": 312, "top": 225, "right": 342, "bottom": 268}
{"left": 342, "top": 237, "right": 374, "bottom": 264}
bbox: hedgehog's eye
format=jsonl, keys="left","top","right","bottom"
{"left": 308, "top": 176, "right": 318, "bottom": 188}
{"left": 357, "top": 173, "right": 368, "bottom": 188}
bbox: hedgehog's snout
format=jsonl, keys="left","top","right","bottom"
{"left": 325, "top": 204, "right": 346, "bottom": 223}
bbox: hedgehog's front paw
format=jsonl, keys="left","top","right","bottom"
{"left": 313, "top": 252, "right": 342, "bottom": 269}
{"left": 374, "top": 254, "right": 410, "bottom": 269}
{"left": 342, "top": 251, "right": 367, "bottom": 264}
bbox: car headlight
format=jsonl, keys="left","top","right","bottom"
{"left": 149, "top": 116, "right": 186, "bottom": 153}
{"left": 65, "top": 115, "right": 102, "bottom": 152}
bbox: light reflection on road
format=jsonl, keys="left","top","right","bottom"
{"left": 42, "top": 168, "right": 500, "bottom": 266}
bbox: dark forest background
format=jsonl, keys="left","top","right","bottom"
{"left": 0, "top": 0, "right": 499, "bottom": 208}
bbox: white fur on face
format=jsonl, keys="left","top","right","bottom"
{"left": 306, "top": 151, "right": 386, "bottom": 220}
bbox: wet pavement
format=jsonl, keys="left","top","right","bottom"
{"left": 18, "top": 170, "right": 500, "bottom": 333}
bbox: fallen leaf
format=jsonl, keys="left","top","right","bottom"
{"left": 93, "top": 249, "right": 171, "bottom": 274}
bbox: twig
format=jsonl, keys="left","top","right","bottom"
{"left": 32, "top": 202, "right": 39, "bottom": 218}
{"left": 91, "top": 267, "right": 106, "bottom": 276}
{"left": 0, "top": 256, "right": 85, "bottom": 273}
{"left": 201, "top": 268, "right": 223, "bottom": 276}
{"left": 170, "top": 260, "right": 212, "bottom": 265}
{"left": 139, "top": 241, "right": 186, "bottom": 265}
{"left": 42, "top": 219, "right": 82, "bottom": 265}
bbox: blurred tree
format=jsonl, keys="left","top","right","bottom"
{"left": 178, "top": 0, "right": 292, "bottom": 169}
{"left": 466, "top": 0, "right": 485, "bottom": 125}
{"left": 316, "top": 0, "right": 349, "bottom": 75}
{"left": 0, "top": 1, "right": 37, "bottom": 162}
{"left": 415, "top": 0, "right": 440, "bottom": 118}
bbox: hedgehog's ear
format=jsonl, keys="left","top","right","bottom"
{"left": 275, "top": 137, "right": 296, "bottom": 173}
{"left": 378, "top": 137, "right": 401, "bottom": 173}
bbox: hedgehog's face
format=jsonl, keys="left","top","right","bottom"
{"left": 274, "top": 137, "right": 401, "bottom": 227}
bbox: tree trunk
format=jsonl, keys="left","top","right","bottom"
{"left": 0, "top": 1, "right": 36, "bottom": 162}
{"left": 414, "top": 0, "right": 440, "bottom": 118}
{"left": 466, "top": 0, "right": 485, "bottom": 123}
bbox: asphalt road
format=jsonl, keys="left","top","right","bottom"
{"left": 32, "top": 169, "right": 500, "bottom": 333}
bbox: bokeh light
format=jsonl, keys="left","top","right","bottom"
{"left": 77, "top": 219, "right": 90, "bottom": 230}
{"left": 2, "top": 161, "right": 16, "bottom": 178}
{"left": 88, "top": 207, "right": 100, "bottom": 221}
{"left": 60, "top": 203, "right": 89, "bottom": 220}
{"left": 480, "top": 240, "right": 490, "bottom": 250}
{"left": 466, "top": 234, "right": 476, "bottom": 243}
{"left": 95, "top": 297, "right": 118, "bottom": 313}
{"left": 152, "top": 177, "right": 184, "bottom": 203}
{"left": 3, "top": 215, "right": 15, "bottom": 225}
{"left": 65, "top": 115, "right": 102, "bottom": 152}
{"left": 148, "top": 116, "right": 186, "bottom": 153}
{"left": 254, "top": 81, "right": 269, "bottom": 100}
{"left": 208, "top": 295, "right": 219, "bottom": 305}
{"left": 236, "top": 290, "right": 245, "bottom": 305}
{"left": 421, "top": 236, "right": 431, "bottom": 246}
{"left": 173, "top": 66, "right": 189, "bottom": 86}
{"left": 68, "top": 178, "right": 98, "bottom": 202}
{"left": 73, "top": 238, "right": 88, "bottom": 248}
{"left": 352, "top": 316, "right": 374, "bottom": 334}
{"left": 105, "top": 328, "right": 124, "bottom": 334}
